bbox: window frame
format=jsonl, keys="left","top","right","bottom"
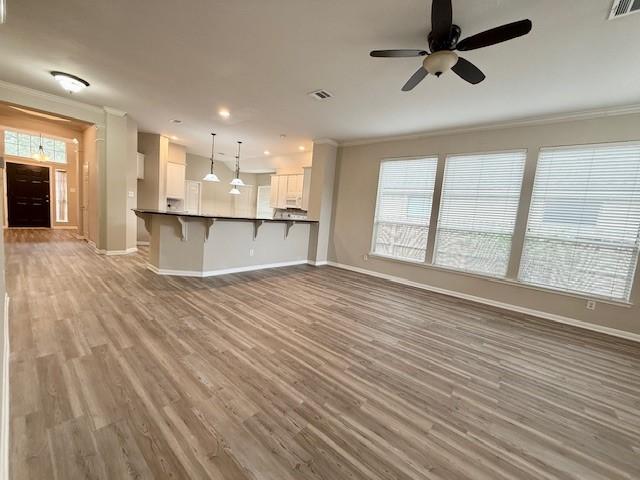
{"left": 367, "top": 141, "right": 640, "bottom": 306}
{"left": 3, "top": 128, "right": 68, "bottom": 164}
{"left": 432, "top": 148, "right": 528, "bottom": 278}
{"left": 518, "top": 140, "right": 640, "bottom": 302}
{"left": 55, "top": 169, "right": 69, "bottom": 223}
{"left": 370, "top": 155, "right": 439, "bottom": 264}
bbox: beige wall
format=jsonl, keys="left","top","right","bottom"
{"left": 307, "top": 142, "right": 337, "bottom": 264}
{"left": 0, "top": 160, "right": 6, "bottom": 460}
{"left": 103, "top": 111, "right": 137, "bottom": 252}
{"left": 331, "top": 112, "right": 640, "bottom": 336}
{"left": 185, "top": 153, "right": 259, "bottom": 218}
{"left": 125, "top": 117, "right": 138, "bottom": 250}
{"left": 83, "top": 126, "right": 99, "bottom": 244}
{"left": 0, "top": 117, "right": 83, "bottom": 228}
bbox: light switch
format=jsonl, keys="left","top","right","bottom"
{"left": 127, "top": 191, "right": 135, "bottom": 198}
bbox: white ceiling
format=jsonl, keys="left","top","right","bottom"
{"left": 0, "top": 0, "right": 639, "bottom": 170}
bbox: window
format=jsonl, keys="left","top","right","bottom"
{"left": 3, "top": 129, "right": 67, "bottom": 163}
{"left": 520, "top": 142, "right": 640, "bottom": 301}
{"left": 372, "top": 157, "right": 438, "bottom": 262}
{"left": 434, "top": 150, "right": 526, "bottom": 277}
{"left": 55, "top": 170, "right": 68, "bottom": 223}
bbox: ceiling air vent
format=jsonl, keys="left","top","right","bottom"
{"left": 308, "top": 89, "right": 333, "bottom": 100}
{"left": 609, "top": 0, "right": 640, "bottom": 19}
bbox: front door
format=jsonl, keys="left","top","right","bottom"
{"left": 6, "top": 162, "right": 51, "bottom": 227}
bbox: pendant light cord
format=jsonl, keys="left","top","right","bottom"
{"left": 235, "top": 141, "right": 242, "bottom": 178}
{"left": 210, "top": 133, "right": 216, "bottom": 174}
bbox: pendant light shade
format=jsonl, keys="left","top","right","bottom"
{"left": 229, "top": 187, "right": 241, "bottom": 195}
{"left": 203, "top": 133, "right": 220, "bottom": 182}
{"left": 32, "top": 134, "right": 50, "bottom": 162}
{"left": 229, "top": 141, "right": 245, "bottom": 188}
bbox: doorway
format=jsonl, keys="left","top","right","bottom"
{"left": 6, "top": 162, "right": 51, "bottom": 227}
{"left": 185, "top": 180, "right": 201, "bottom": 214}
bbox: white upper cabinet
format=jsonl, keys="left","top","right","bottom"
{"left": 166, "top": 162, "right": 186, "bottom": 199}
{"left": 269, "top": 171, "right": 310, "bottom": 210}
{"left": 137, "top": 153, "right": 145, "bottom": 180}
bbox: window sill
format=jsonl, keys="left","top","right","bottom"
{"left": 367, "top": 252, "right": 633, "bottom": 308}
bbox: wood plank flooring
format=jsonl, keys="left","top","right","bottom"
{"left": 6, "top": 229, "right": 640, "bottom": 479}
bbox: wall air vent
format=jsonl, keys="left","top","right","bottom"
{"left": 308, "top": 89, "right": 333, "bottom": 100}
{"left": 609, "top": 0, "right": 640, "bottom": 19}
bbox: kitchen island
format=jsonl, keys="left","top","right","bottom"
{"left": 134, "top": 209, "right": 318, "bottom": 277}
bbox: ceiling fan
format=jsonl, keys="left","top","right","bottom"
{"left": 370, "top": 0, "right": 532, "bottom": 91}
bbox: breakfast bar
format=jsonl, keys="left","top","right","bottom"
{"left": 134, "top": 209, "right": 318, "bottom": 277}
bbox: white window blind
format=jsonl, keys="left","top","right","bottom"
{"left": 434, "top": 150, "right": 526, "bottom": 277}
{"left": 372, "top": 157, "right": 438, "bottom": 262}
{"left": 55, "top": 170, "right": 68, "bottom": 223}
{"left": 519, "top": 142, "right": 640, "bottom": 301}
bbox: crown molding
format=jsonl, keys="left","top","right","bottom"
{"left": 340, "top": 103, "right": 640, "bottom": 148}
{"left": 313, "top": 138, "right": 338, "bottom": 147}
{"left": 103, "top": 106, "right": 127, "bottom": 117}
{"left": 0, "top": 80, "right": 104, "bottom": 114}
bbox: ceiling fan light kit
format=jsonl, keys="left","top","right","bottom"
{"left": 370, "top": 0, "right": 532, "bottom": 91}
{"left": 423, "top": 51, "right": 458, "bottom": 76}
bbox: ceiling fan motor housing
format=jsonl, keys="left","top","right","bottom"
{"left": 428, "top": 24, "right": 462, "bottom": 52}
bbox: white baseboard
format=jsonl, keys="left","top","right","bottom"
{"left": 327, "top": 262, "right": 640, "bottom": 344}
{"left": 136, "top": 241, "right": 150, "bottom": 246}
{"left": 1, "top": 294, "right": 10, "bottom": 480}
{"left": 88, "top": 242, "right": 137, "bottom": 256}
{"left": 307, "top": 260, "right": 328, "bottom": 266}
{"left": 147, "top": 259, "right": 309, "bottom": 278}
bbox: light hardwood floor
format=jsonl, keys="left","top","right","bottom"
{"left": 6, "top": 229, "right": 640, "bottom": 479}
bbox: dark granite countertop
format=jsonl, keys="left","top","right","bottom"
{"left": 133, "top": 209, "right": 318, "bottom": 223}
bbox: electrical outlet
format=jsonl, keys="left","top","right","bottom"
{"left": 249, "top": 248, "right": 255, "bottom": 257}
{"left": 363, "top": 254, "right": 368, "bottom": 261}
{"left": 586, "top": 300, "right": 596, "bottom": 311}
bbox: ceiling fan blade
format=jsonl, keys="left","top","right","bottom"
{"left": 457, "top": 19, "right": 532, "bottom": 51}
{"left": 402, "top": 68, "right": 428, "bottom": 91}
{"left": 370, "top": 49, "right": 428, "bottom": 58}
{"left": 431, "top": 0, "right": 453, "bottom": 41}
{"left": 451, "top": 57, "right": 485, "bottom": 85}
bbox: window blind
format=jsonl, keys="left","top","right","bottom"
{"left": 55, "top": 170, "right": 68, "bottom": 223}
{"left": 519, "top": 142, "right": 640, "bottom": 301}
{"left": 372, "top": 157, "right": 438, "bottom": 262}
{"left": 434, "top": 150, "right": 526, "bottom": 277}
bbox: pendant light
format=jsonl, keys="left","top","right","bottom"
{"left": 32, "top": 134, "right": 50, "bottom": 162}
{"left": 202, "top": 133, "right": 220, "bottom": 182}
{"left": 229, "top": 141, "right": 245, "bottom": 193}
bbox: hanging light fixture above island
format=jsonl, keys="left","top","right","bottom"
{"left": 229, "top": 141, "right": 244, "bottom": 195}
{"left": 202, "top": 133, "right": 220, "bottom": 182}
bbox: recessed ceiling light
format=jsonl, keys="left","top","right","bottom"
{"left": 171, "top": 119, "right": 183, "bottom": 124}
{"left": 218, "top": 109, "right": 230, "bottom": 119}
{"left": 264, "top": 150, "right": 270, "bottom": 156}
{"left": 170, "top": 135, "right": 179, "bottom": 140}
{"left": 50, "top": 71, "right": 90, "bottom": 93}
{"left": 298, "top": 146, "right": 305, "bottom": 151}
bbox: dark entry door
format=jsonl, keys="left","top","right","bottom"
{"left": 6, "top": 163, "right": 51, "bottom": 228}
